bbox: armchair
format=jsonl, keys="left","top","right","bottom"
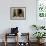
{"left": 4, "top": 27, "right": 19, "bottom": 46}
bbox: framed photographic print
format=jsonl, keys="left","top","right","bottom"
{"left": 10, "top": 7, "right": 26, "bottom": 20}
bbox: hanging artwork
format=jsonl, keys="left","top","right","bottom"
{"left": 10, "top": 7, "right": 26, "bottom": 20}
{"left": 37, "top": 0, "right": 46, "bottom": 18}
{"left": 36, "top": 0, "right": 46, "bottom": 27}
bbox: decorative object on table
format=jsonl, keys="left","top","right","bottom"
{"left": 10, "top": 7, "right": 26, "bottom": 20}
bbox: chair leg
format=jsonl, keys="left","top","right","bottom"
{"left": 17, "top": 34, "right": 18, "bottom": 46}
{"left": 4, "top": 33, "right": 7, "bottom": 46}
{"left": 4, "top": 41, "right": 7, "bottom": 46}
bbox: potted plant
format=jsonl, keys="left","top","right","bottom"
{"left": 33, "top": 32, "right": 46, "bottom": 43}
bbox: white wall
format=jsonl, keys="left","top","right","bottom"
{"left": 0, "top": 0, "right": 37, "bottom": 42}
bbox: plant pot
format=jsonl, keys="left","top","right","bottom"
{"left": 37, "top": 39, "right": 40, "bottom": 43}
{"left": 37, "top": 39, "right": 45, "bottom": 44}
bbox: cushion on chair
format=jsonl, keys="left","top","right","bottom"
{"left": 11, "top": 27, "right": 18, "bottom": 34}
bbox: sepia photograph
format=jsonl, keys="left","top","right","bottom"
{"left": 10, "top": 7, "right": 26, "bottom": 20}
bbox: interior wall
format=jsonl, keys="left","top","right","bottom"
{"left": 0, "top": 0, "right": 36, "bottom": 42}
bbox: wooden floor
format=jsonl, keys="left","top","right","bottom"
{"left": 0, "top": 42, "right": 46, "bottom": 46}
